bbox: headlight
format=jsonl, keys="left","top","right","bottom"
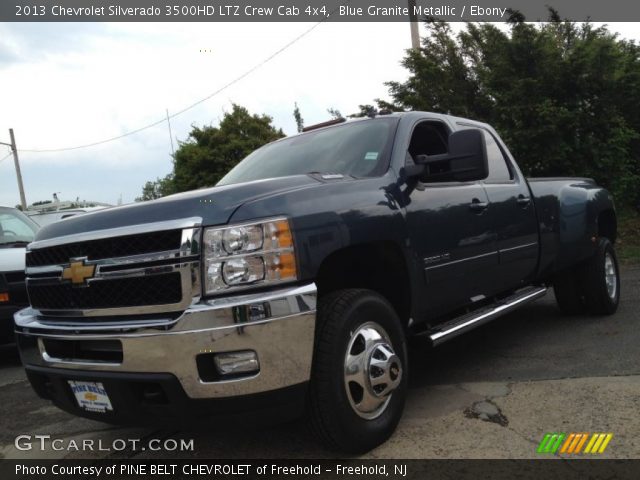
{"left": 203, "top": 218, "right": 297, "bottom": 294}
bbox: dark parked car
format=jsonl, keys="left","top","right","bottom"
{"left": 14, "top": 112, "right": 619, "bottom": 452}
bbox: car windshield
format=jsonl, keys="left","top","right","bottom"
{"left": 218, "top": 117, "right": 399, "bottom": 186}
{"left": 0, "top": 207, "right": 38, "bottom": 246}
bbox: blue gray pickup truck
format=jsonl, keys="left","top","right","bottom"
{"left": 15, "top": 112, "right": 620, "bottom": 452}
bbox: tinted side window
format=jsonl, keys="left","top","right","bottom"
{"left": 406, "top": 121, "right": 452, "bottom": 182}
{"left": 408, "top": 121, "right": 449, "bottom": 158}
{"left": 483, "top": 130, "right": 512, "bottom": 182}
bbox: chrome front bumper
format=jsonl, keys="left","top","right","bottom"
{"left": 15, "top": 283, "right": 317, "bottom": 399}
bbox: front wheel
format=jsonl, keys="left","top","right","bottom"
{"left": 308, "top": 289, "right": 407, "bottom": 453}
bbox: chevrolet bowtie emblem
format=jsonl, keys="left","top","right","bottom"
{"left": 62, "top": 259, "right": 96, "bottom": 286}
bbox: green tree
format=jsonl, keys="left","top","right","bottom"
{"left": 327, "top": 107, "right": 343, "bottom": 119}
{"left": 138, "top": 104, "right": 284, "bottom": 199}
{"left": 384, "top": 12, "right": 640, "bottom": 204}
{"left": 136, "top": 174, "right": 175, "bottom": 201}
{"left": 349, "top": 104, "right": 378, "bottom": 118}
{"left": 293, "top": 102, "right": 304, "bottom": 132}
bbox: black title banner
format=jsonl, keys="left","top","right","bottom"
{"left": 3, "top": 459, "right": 640, "bottom": 480}
{"left": 3, "top": 0, "right": 640, "bottom": 22}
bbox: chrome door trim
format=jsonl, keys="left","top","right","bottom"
{"left": 424, "top": 251, "right": 498, "bottom": 271}
{"left": 498, "top": 242, "right": 538, "bottom": 253}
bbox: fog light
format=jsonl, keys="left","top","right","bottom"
{"left": 214, "top": 350, "right": 259, "bottom": 376}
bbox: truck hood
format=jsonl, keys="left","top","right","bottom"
{"left": 0, "top": 247, "right": 26, "bottom": 272}
{"left": 34, "top": 175, "right": 320, "bottom": 242}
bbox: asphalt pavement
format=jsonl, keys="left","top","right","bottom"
{"left": 1, "top": 266, "right": 638, "bottom": 459}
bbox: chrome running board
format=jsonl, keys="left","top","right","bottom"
{"left": 427, "top": 286, "right": 547, "bottom": 346}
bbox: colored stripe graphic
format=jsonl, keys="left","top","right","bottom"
{"left": 538, "top": 433, "right": 613, "bottom": 455}
{"left": 537, "top": 433, "right": 553, "bottom": 453}
{"left": 585, "top": 433, "right": 614, "bottom": 454}
{"left": 560, "top": 433, "right": 575, "bottom": 454}
{"left": 568, "top": 433, "right": 582, "bottom": 453}
{"left": 598, "top": 433, "right": 613, "bottom": 453}
{"left": 550, "top": 433, "right": 565, "bottom": 453}
{"left": 537, "top": 433, "right": 565, "bottom": 453}
{"left": 574, "top": 433, "right": 589, "bottom": 453}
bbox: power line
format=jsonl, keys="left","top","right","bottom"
{"left": 19, "top": 21, "right": 328, "bottom": 154}
{"left": 0, "top": 151, "right": 12, "bottom": 164}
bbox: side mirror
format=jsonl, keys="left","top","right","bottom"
{"left": 409, "top": 129, "right": 489, "bottom": 183}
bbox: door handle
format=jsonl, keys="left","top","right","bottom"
{"left": 469, "top": 198, "right": 489, "bottom": 213}
{"left": 517, "top": 195, "right": 531, "bottom": 207}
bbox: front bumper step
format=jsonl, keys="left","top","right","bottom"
{"left": 15, "top": 283, "right": 317, "bottom": 401}
{"left": 25, "top": 365, "right": 308, "bottom": 426}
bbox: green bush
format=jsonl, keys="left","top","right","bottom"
{"left": 383, "top": 12, "right": 640, "bottom": 205}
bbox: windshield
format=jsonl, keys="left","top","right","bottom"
{"left": 218, "top": 117, "right": 399, "bottom": 186}
{"left": 0, "top": 207, "right": 38, "bottom": 247}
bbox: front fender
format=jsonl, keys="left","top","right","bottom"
{"left": 229, "top": 174, "right": 409, "bottom": 276}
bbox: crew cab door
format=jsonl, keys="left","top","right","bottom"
{"left": 473, "top": 127, "right": 539, "bottom": 293}
{"left": 403, "top": 120, "right": 498, "bottom": 319}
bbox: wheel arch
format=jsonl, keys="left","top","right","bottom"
{"left": 315, "top": 241, "right": 412, "bottom": 327}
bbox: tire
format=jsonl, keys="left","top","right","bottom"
{"left": 553, "top": 270, "right": 585, "bottom": 315}
{"left": 308, "top": 289, "right": 408, "bottom": 453}
{"left": 581, "top": 238, "right": 620, "bottom": 315}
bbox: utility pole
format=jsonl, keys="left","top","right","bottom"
{"left": 166, "top": 109, "right": 175, "bottom": 157}
{"left": 408, "top": 0, "right": 420, "bottom": 50}
{"left": 0, "top": 129, "right": 27, "bottom": 210}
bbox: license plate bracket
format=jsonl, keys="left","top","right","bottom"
{"left": 68, "top": 380, "right": 113, "bottom": 413}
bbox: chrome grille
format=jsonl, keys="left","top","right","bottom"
{"left": 26, "top": 230, "right": 182, "bottom": 267}
{"left": 25, "top": 221, "right": 201, "bottom": 318}
{"left": 28, "top": 273, "right": 182, "bottom": 310}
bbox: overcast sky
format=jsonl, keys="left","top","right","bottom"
{"left": 0, "top": 22, "right": 638, "bottom": 207}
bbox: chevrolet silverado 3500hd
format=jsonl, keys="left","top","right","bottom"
{"left": 15, "top": 112, "right": 620, "bottom": 452}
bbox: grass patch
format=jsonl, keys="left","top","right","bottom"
{"left": 617, "top": 208, "right": 640, "bottom": 265}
